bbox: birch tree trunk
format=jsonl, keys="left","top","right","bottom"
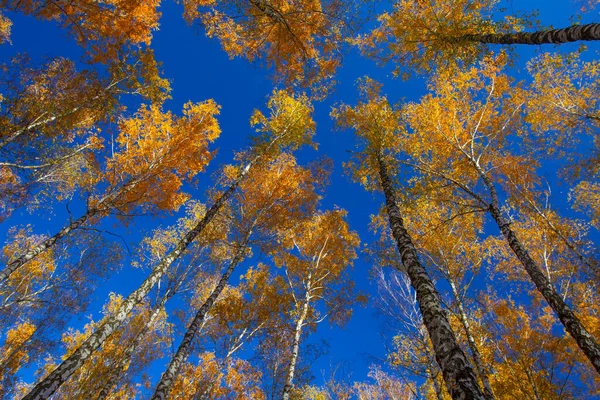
{"left": 0, "top": 210, "right": 97, "bottom": 284}
{"left": 281, "top": 272, "right": 312, "bottom": 400}
{"left": 377, "top": 153, "right": 485, "bottom": 400}
{"left": 151, "top": 228, "right": 253, "bottom": 400}
{"left": 0, "top": 175, "right": 132, "bottom": 284}
{"left": 0, "top": 111, "right": 76, "bottom": 150}
{"left": 458, "top": 23, "right": 600, "bottom": 45}
{"left": 21, "top": 159, "right": 256, "bottom": 400}
{"left": 96, "top": 290, "right": 174, "bottom": 400}
{"left": 0, "top": 76, "right": 124, "bottom": 151}
{"left": 480, "top": 173, "right": 600, "bottom": 375}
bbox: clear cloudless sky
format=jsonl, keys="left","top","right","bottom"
{"left": 1, "top": 0, "right": 598, "bottom": 394}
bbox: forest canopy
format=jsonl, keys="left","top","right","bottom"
{"left": 0, "top": 0, "right": 599, "bottom": 399}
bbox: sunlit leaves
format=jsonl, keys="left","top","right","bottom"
{"left": 0, "top": 10, "right": 11, "bottom": 44}
{"left": 51, "top": 294, "right": 172, "bottom": 399}
{"left": 169, "top": 354, "right": 265, "bottom": 399}
{"left": 401, "top": 55, "right": 538, "bottom": 204}
{"left": 355, "top": 0, "right": 526, "bottom": 77}
{"left": 275, "top": 209, "right": 361, "bottom": 327}
{"left": 481, "top": 297, "right": 584, "bottom": 399}
{"left": 525, "top": 52, "right": 600, "bottom": 138}
{"left": 522, "top": 52, "right": 600, "bottom": 233}
{"left": 2, "top": 0, "right": 161, "bottom": 62}
{"left": 572, "top": 181, "right": 600, "bottom": 231}
{"left": 233, "top": 153, "right": 325, "bottom": 240}
{"left": 331, "top": 77, "right": 404, "bottom": 191}
{"left": 250, "top": 90, "right": 316, "bottom": 155}
{"left": 0, "top": 321, "right": 36, "bottom": 397}
{"left": 183, "top": 0, "right": 352, "bottom": 92}
{"left": 0, "top": 56, "right": 111, "bottom": 146}
{"left": 4, "top": 0, "right": 600, "bottom": 396}
{"left": 102, "top": 100, "right": 220, "bottom": 216}
{"left": 0, "top": 56, "right": 106, "bottom": 218}
{"left": 0, "top": 226, "right": 56, "bottom": 311}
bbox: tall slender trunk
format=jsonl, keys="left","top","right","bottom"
{"left": 96, "top": 291, "right": 174, "bottom": 400}
{"left": 0, "top": 210, "right": 97, "bottom": 284}
{"left": 151, "top": 228, "right": 254, "bottom": 400}
{"left": 457, "top": 23, "right": 600, "bottom": 45}
{"left": 430, "top": 369, "right": 444, "bottom": 400}
{"left": 447, "top": 276, "right": 495, "bottom": 400}
{"left": 281, "top": 272, "right": 312, "bottom": 400}
{"left": 376, "top": 153, "right": 484, "bottom": 400}
{"left": 480, "top": 174, "right": 600, "bottom": 375}
{"left": 524, "top": 369, "right": 542, "bottom": 400}
{"left": 21, "top": 158, "right": 256, "bottom": 400}
{"left": 0, "top": 113, "right": 69, "bottom": 150}
{"left": 0, "top": 77, "right": 119, "bottom": 151}
{"left": 0, "top": 175, "right": 132, "bottom": 284}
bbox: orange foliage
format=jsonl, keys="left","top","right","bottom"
{"left": 229, "top": 153, "right": 326, "bottom": 242}
{"left": 572, "top": 181, "right": 600, "bottom": 230}
{"left": 275, "top": 210, "right": 361, "bottom": 327}
{"left": 2, "top": 0, "right": 161, "bottom": 61}
{"left": 525, "top": 52, "right": 600, "bottom": 138}
{"left": 0, "top": 226, "right": 56, "bottom": 312}
{"left": 50, "top": 294, "right": 172, "bottom": 399}
{"left": 481, "top": 297, "right": 591, "bottom": 399}
{"left": 355, "top": 0, "right": 527, "bottom": 77}
{"left": 0, "top": 56, "right": 114, "bottom": 145}
{"left": 0, "top": 321, "right": 36, "bottom": 397}
{"left": 101, "top": 101, "right": 220, "bottom": 216}
{"left": 0, "top": 10, "right": 11, "bottom": 44}
{"left": 169, "top": 353, "right": 265, "bottom": 399}
{"left": 523, "top": 52, "right": 600, "bottom": 231}
{"left": 183, "top": 0, "right": 351, "bottom": 92}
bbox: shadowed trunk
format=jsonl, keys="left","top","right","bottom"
{"left": 150, "top": 228, "right": 253, "bottom": 400}
{"left": 377, "top": 153, "right": 485, "bottom": 400}
{"left": 488, "top": 203, "right": 600, "bottom": 375}
{"left": 458, "top": 23, "right": 600, "bottom": 45}
{"left": 476, "top": 170, "right": 600, "bottom": 375}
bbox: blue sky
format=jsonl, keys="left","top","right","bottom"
{"left": 1, "top": 0, "right": 599, "bottom": 396}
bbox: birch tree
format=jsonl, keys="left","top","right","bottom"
{"left": 21, "top": 90, "right": 316, "bottom": 400}
{"left": 151, "top": 153, "right": 324, "bottom": 399}
{"left": 332, "top": 78, "right": 485, "bottom": 399}
{"left": 357, "top": 0, "right": 600, "bottom": 76}
{"left": 274, "top": 210, "right": 360, "bottom": 399}
{"left": 402, "top": 56, "right": 600, "bottom": 375}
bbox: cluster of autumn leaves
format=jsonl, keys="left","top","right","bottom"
{"left": 0, "top": 0, "right": 599, "bottom": 399}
